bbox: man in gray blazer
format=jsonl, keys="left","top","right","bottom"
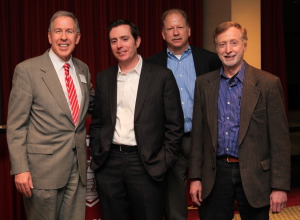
{"left": 7, "top": 11, "right": 94, "bottom": 220}
{"left": 89, "top": 19, "right": 184, "bottom": 220}
{"left": 189, "top": 21, "right": 290, "bottom": 220}
{"left": 146, "top": 9, "right": 221, "bottom": 220}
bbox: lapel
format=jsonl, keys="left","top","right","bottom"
{"left": 204, "top": 71, "right": 220, "bottom": 151}
{"left": 238, "top": 64, "right": 260, "bottom": 146}
{"left": 40, "top": 51, "right": 73, "bottom": 124}
{"left": 109, "top": 66, "right": 118, "bottom": 123}
{"left": 73, "top": 58, "right": 87, "bottom": 125}
{"left": 134, "top": 62, "right": 151, "bottom": 121}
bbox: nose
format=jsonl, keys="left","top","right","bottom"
{"left": 173, "top": 28, "right": 179, "bottom": 35}
{"left": 61, "top": 31, "right": 67, "bottom": 40}
{"left": 225, "top": 44, "right": 232, "bottom": 53}
{"left": 116, "top": 40, "right": 123, "bottom": 48}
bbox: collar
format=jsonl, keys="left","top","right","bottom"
{"left": 118, "top": 55, "right": 143, "bottom": 76}
{"left": 49, "top": 48, "right": 74, "bottom": 71}
{"left": 220, "top": 61, "right": 245, "bottom": 83}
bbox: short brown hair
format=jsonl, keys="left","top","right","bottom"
{"left": 213, "top": 21, "right": 247, "bottom": 46}
{"left": 161, "top": 8, "right": 190, "bottom": 29}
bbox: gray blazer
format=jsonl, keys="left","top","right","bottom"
{"left": 189, "top": 62, "right": 291, "bottom": 208}
{"left": 89, "top": 61, "right": 184, "bottom": 181}
{"left": 7, "top": 50, "right": 94, "bottom": 189}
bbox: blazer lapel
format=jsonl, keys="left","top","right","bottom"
{"left": 40, "top": 52, "right": 73, "bottom": 124}
{"left": 238, "top": 68, "right": 260, "bottom": 146}
{"left": 204, "top": 72, "right": 220, "bottom": 151}
{"left": 134, "top": 63, "right": 151, "bottom": 121}
{"left": 73, "top": 60, "right": 86, "bottom": 125}
{"left": 109, "top": 66, "right": 118, "bottom": 123}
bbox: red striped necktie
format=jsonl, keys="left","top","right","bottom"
{"left": 64, "top": 63, "right": 80, "bottom": 126}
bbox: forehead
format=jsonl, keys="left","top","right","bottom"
{"left": 52, "top": 16, "right": 75, "bottom": 28}
{"left": 109, "top": 24, "right": 132, "bottom": 39}
{"left": 216, "top": 27, "right": 243, "bottom": 41}
{"left": 164, "top": 12, "right": 186, "bottom": 25}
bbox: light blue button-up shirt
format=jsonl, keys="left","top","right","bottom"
{"left": 167, "top": 46, "right": 196, "bottom": 133}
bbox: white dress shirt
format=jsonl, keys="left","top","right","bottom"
{"left": 112, "top": 55, "right": 143, "bottom": 146}
{"left": 49, "top": 49, "right": 82, "bottom": 110}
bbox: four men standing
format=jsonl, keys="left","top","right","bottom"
{"left": 6, "top": 8, "right": 291, "bottom": 220}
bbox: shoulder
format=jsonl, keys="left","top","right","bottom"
{"left": 142, "top": 61, "right": 171, "bottom": 74}
{"left": 145, "top": 50, "right": 167, "bottom": 64}
{"left": 73, "top": 57, "right": 88, "bottom": 69}
{"left": 191, "top": 46, "right": 216, "bottom": 56}
{"left": 96, "top": 65, "right": 118, "bottom": 79}
{"left": 245, "top": 63, "right": 280, "bottom": 83}
{"left": 15, "top": 52, "right": 47, "bottom": 70}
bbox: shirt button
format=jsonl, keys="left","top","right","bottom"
{"left": 225, "top": 132, "right": 228, "bottom": 135}
{"left": 180, "top": 74, "right": 182, "bottom": 77}
{"left": 227, "top": 117, "right": 229, "bottom": 120}
{"left": 227, "top": 102, "right": 230, "bottom": 105}
{"left": 182, "top": 102, "right": 184, "bottom": 105}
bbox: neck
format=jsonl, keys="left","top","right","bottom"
{"left": 119, "top": 55, "right": 139, "bottom": 73}
{"left": 169, "top": 44, "right": 189, "bottom": 55}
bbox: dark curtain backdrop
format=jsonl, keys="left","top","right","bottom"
{"left": 0, "top": 1, "right": 203, "bottom": 219}
{"left": 261, "top": 0, "right": 288, "bottom": 112}
{"left": 0, "top": 0, "right": 288, "bottom": 219}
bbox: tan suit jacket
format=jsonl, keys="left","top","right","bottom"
{"left": 189, "top": 62, "right": 290, "bottom": 208}
{"left": 7, "top": 50, "right": 94, "bottom": 189}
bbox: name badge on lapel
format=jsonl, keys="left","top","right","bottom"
{"left": 79, "top": 74, "right": 87, "bottom": 83}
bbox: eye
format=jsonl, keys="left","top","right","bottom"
{"left": 218, "top": 43, "right": 226, "bottom": 48}
{"left": 231, "top": 41, "right": 238, "bottom": 46}
{"left": 55, "top": 30, "right": 61, "bottom": 34}
{"left": 110, "top": 40, "right": 116, "bottom": 44}
{"left": 123, "top": 38, "right": 128, "bottom": 41}
{"left": 167, "top": 27, "right": 174, "bottom": 31}
{"left": 67, "top": 30, "right": 74, "bottom": 34}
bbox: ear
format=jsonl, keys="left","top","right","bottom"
{"left": 188, "top": 27, "right": 191, "bottom": 37}
{"left": 48, "top": 32, "right": 52, "bottom": 44}
{"left": 75, "top": 33, "right": 81, "bottom": 45}
{"left": 136, "top": 36, "right": 141, "bottom": 48}
{"left": 162, "top": 30, "right": 166, "bottom": 40}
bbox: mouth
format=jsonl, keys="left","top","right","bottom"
{"left": 59, "top": 44, "right": 69, "bottom": 48}
{"left": 224, "top": 55, "right": 236, "bottom": 59}
{"left": 172, "top": 38, "right": 182, "bottom": 42}
{"left": 116, "top": 50, "right": 127, "bottom": 55}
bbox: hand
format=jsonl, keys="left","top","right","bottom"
{"left": 270, "top": 190, "right": 287, "bottom": 213}
{"left": 15, "top": 172, "right": 34, "bottom": 198}
{"left": 190, "top": 180, "right": 203, "bottom": 206}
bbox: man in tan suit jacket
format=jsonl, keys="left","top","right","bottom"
{"left": 7, "top": 11, "right": 94, "bottom": 220}
{"left": 189, "top": 22, "right": 290, "bottom": 220}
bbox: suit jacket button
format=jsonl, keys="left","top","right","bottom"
{"left": 212, "top": 166, "right": 216, "bottom": 170}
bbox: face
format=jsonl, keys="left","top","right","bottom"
{"left": 48, "top": 16, "right": 80, "bottom": 61}
{"left": 215, "top": 27, "right": 247, "bottom": 71}
{"left": 109, "top": 24, "right": 141, "bottom": 65}
{"left": 162, "top": 12, "right": 191, "bottom": 54}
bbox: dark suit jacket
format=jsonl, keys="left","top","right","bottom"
{"left": 90, "top": 61, "right": 184, "bottom": 181}
{"left": 7, "top": 50, "right": 94, "bottom": 189}
{"left": 189, "top": 62, "right": 291, "bottom": 208}
{"left": 146, "top": 46, "right": 221, "bottom": 76}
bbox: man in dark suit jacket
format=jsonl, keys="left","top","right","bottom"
{"left": 89, "top": 19, "right": 184, "bottom": 220}
{"left": 189, "top": 21, "right": 290, "bottom": 220}
{"left": 7, "top": 11, "right": 94, "bottom": 220}
{"left": 146, "top": 9, "right": 221, "bottom": 220}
